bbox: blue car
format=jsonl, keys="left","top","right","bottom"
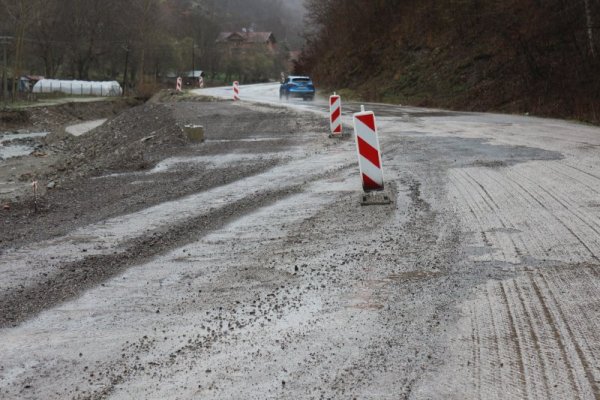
{"left": 280, "top": 76, "right": 315, "bottom": 101}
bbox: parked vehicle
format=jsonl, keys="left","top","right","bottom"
{"left": 279, "top": 76, "right": 315, "bottom": 101}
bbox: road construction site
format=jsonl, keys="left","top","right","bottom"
{"left": 1, "top": 84, "right": 599, "bottom": 399}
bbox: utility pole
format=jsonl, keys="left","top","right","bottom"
{"left": 192, "top": 39, "right": 195, "bottom": 74}
{"left": 0, "top": 36, "right": 12, "bottom": 103}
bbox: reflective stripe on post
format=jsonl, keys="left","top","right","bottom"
{"left": 176, "top": 77, "right": 182, "bottom": 92}
{"left": 233, "top": 81, "right": 240, "bottom": 101}
{"left": 353, "top": 106, "right": 385, "bottom": 192}
{"left": 329, "top": 93, "right": 342, "bottom": 136}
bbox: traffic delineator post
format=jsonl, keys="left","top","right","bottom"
{"left": 176, "top": 77, "right": 182, "bottom": 92}
{"left": 353, "top": 105, "right": 391, "bottom": 205}
{"left": 329, "top": 92, "right": 342, "bottom": 138}
{"left": 199, "top": 76, "right": 204, "bottom": 88}
{"left": 233, "top": 81, "right": 240, "bottom": 101}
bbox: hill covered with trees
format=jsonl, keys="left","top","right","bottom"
{"left": 0, "top": 0, "right": 305, "bottom": 93}
{"left": 298, "top": 0, "right": 600, "bottom": 123}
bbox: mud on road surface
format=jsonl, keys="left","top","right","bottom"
{"left": 1, "top": 85, "right": 600, "bottom": 399}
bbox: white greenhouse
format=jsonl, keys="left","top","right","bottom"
{"left": 32, "top": 79, "right": 122, "bottom": 97}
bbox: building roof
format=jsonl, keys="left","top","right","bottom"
{"left": 21, "top": 75, "right": 45, "bottom": 81}
{"left": 216, "top": 32, "right": 276, "bottom": 44}
{"left": 185, "top": 70, "right": 204, "bottom": 78}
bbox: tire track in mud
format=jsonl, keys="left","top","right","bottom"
{"left": 481, "top": 170, "right": 550, "bottom": 261}
{"left": 562, "top": 162, "right": 600, "bottom": 185}
{"left": 529, "top": 277, "right": 593, "bottom": 398}
{"left": 448, "top": 170, "right": 520, "bottom": 264}
{"left": 0, "top": 150, "right": 356, "bottom": 328}
{"left": 0, "top": 182, "right": 351, "bottom": 399}
{"left": 448, "top": 162, "right": 600, "bottom": 264}
{"left": 84, "top": 173, "right": 458, "bottom": 399}
{"left": 455, "top": 265, "right": 600, "bottom": 400}
{"left": 536, "top": 270, "right": 600, "bottom": 397}
{"left": 0, "top": 186, "right": 301, "bottom": 328}
{"left": 514, "top": 167, "right": 600, "bottom": 242}
{"left": 497, "top": 284, "right": 527, "bottom": 398}
{"left": 0, "top": 147, "right": 358, "bottom": 328}
{"left": 456, "top": 167, "right": 557, "bottom": 263}
{"left": 547, "top": 163, "right": 600, "bottom": 196}
{"left": 509, "top": 170, "right": 600, "bottom": 263}
{"left": 76, "top": 183, "right": 401, "bottom": 399}
{"left": 464, "top": 170, "right": 523, "bottom": 263}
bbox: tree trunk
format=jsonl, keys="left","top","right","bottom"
{"left": 137, "top": 0, "right": 155, "bottom": 86}
{"left": 12, "top": 15, "right": 26, "bottom": 98}
{"left": 583, "top": 0, "right": 596, "bottom": 57}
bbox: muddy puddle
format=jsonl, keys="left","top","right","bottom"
{"left": 0, "top": 131, "right": 48, "bottom": 160}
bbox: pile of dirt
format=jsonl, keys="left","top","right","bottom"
{"left": 43, "top": 102, "right": 189, "bottom": 182}
{"left": 0, "top": 98, "right": 146, "bottom": 205}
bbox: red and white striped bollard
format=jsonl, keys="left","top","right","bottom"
{"left": 353, "top": 105, "right": 391, "bottom": 204}
{"left": 329, "top": 92, "right": 342, "bottom": 137}
{"left": 176, "top": 77, "right": 182, "bottom": 92}
{"left": 233, "top": 81, "right": 240, "bottom": 101}
{"left": 199, "top": 76, "right": 204, "bottom": 89}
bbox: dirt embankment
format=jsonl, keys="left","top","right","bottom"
{"left": 0, "top": 99, "right": 139, "bottom": 132}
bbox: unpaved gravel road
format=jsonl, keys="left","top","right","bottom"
{"left": 1, "top": 84, "right": 600, "bottom": 399}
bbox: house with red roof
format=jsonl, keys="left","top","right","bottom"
{"left": 216, "top": 31, "right": 277, "bottom": 56}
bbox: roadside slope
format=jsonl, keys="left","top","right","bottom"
{"left": 298, "top": 1, "right": 600, "bottom": 124}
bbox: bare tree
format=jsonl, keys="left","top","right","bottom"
{"left": 131, "top": 0, "right": 161, "bottom": 85}
{"left": 30, "top": 0, "right": 65, "bottom": 77}
{"left": 59, "top": 0, "right": 120, "bottom": 79}
{"left": 1, "top": 0, "right": 41, "bottom": 95}
{"left": 583, "top": 0, "right": 596, "bottom": 57}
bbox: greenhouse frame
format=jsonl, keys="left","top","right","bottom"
{"left": 32, "top": 80, "right": 123, "bottom": 97}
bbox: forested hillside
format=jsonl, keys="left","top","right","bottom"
{"left": 0, "top": 0, "right": 304, "bottom": 90}
{"left": 298, "top": 0, "right": 600, "bottom": 123}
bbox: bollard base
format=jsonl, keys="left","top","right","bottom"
{"left": 328, "top": 132, "right": 352, "bottom": 139}
{"left": 360, "top": 191, "right": 392, "bottom": 206}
